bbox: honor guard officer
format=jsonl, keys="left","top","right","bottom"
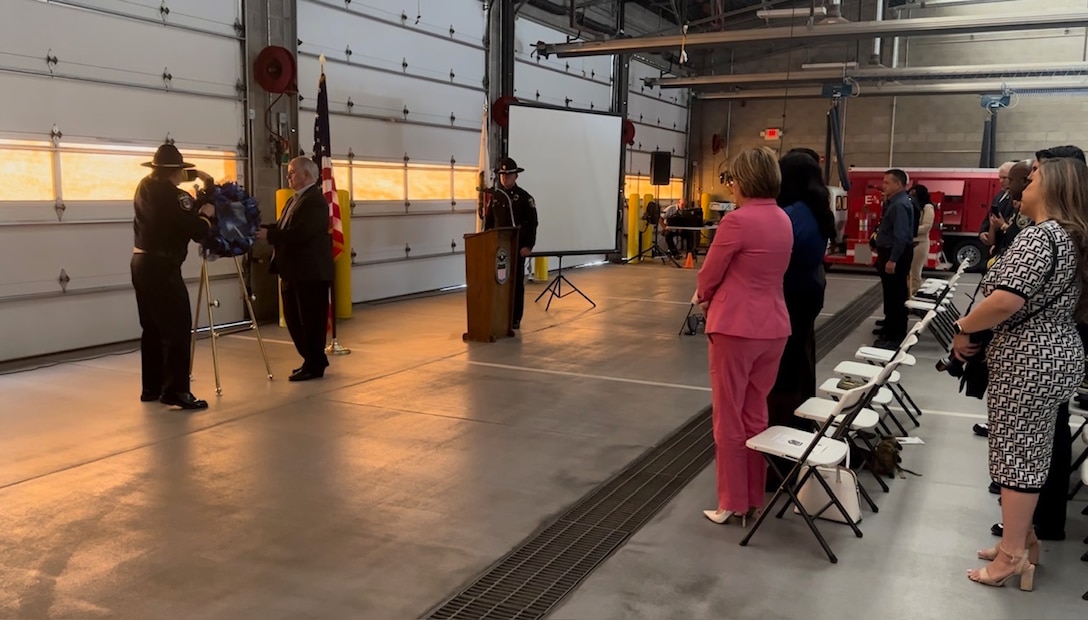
{"left": 484, "top": 157, "right": 539, "bottom": 330}
{"left": 131, "top": 143, "right": 217, "bottom": 410}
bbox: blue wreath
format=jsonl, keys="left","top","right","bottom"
{"left": 198, "top": 182, "right": 262, "bottom": 260}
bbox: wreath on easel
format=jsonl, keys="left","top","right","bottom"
{"left": 197, "top": 182, "right": 262, "bottom": 260}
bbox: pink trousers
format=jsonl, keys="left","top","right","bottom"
{"left": 708, "top": 333, "right": 788, "bottom": 512}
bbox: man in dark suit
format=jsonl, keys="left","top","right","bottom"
{"left": 257, "top": 156, "right": 334, "bottom": 381}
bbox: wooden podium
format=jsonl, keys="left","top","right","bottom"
{"left": 463, "top": 227, "right": 518, "bottom": 342}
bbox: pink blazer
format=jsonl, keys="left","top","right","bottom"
{"left": 697, "top": 197, "right": 793, "bottom": 339}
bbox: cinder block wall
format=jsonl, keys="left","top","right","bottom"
{"left": 691, "top": 0, "right": 1088, "bottom": 200}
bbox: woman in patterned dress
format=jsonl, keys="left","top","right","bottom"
{"left": 952, "top": 157, "right": 1088, "bottom": 591}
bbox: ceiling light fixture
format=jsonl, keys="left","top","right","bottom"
{"left": 755, "top": 7, "right": 828, "bottom": 19}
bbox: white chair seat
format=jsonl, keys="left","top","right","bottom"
{"left": 834, "top": 361, "right": 901, "bottom": 384}
{"left": 1081, "top": 458, "right": 1088, "bottom": 485}
{"left": 905, "top": 298, "right": 951, "bottom": 312}
{"left": 795, "top": 397, "right": 880, "bottom": 431}
{"left": 819, "top": 378, "right": 893, "bottom": 405}
{"left": 746, "top": 426, "right": 848, "bottom": 467}
{"left": 855, "top": 347, "right": 917, "bottom": 366}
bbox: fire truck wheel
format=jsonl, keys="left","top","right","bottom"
{"left": 953, "top": 240, "right": 985, "bottom": 272}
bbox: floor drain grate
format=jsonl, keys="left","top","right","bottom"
{"left": 423, "top": 282, "right": 882, "bottom": 620}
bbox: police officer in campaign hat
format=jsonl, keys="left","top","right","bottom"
{"left": 484, "top": 157, "right": 539, "bottom": 330}
{"left": 131, "top": 143, "right": 217, "bottom": 410}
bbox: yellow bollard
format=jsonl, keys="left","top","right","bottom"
{"left": 275, "top": 188, "right": 294, "bottom": 328}
{"left": 334, "top": 189, "right": 353, "bottom": 319}
{"left": 626, "top": 194, "right": 641, "bottom": 260}
{"left": 642, "top": 193, "right": 655, "bottom": 254}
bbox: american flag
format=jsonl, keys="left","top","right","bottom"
{"left": 313, "top": 67, "right": 345, "bottom": 259}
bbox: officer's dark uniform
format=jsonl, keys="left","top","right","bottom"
{"left": 131, "top": 144, "right": 214, "bottom": 409}
{"left": 484, "top": 157, "right": 539, "bottom": 328}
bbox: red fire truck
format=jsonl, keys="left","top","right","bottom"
{"left": 826, "top": 167, "right": 1002, "bottom": 272}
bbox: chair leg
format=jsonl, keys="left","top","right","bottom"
{"left": 857, "top": 434, "right": 890, "bottom": 493}
{"left": 742, "top": 457, "right": 839, "bottom": 564}
{"left": 895, "top": 383, "right": 924, "bottom": 420}
{"left": 882, "top": 404, "right": 909, "bottom": 437}
{"left": 857, "top": 478, "right": 880, "bottom": 513}
{"left": 811, "top": 470, "right": 865, "bottom": 539}
{"left": 678, "top": 304, "right": 695, "bottom": 336}
{"left": 889, "top": 385, "right": 921, "bottom": 427}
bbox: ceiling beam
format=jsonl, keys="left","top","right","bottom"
{"left": 696, "top": 79, "right": 1088, "bottom": 100}
{"left": 536, "top": 11, "right": 1088, "bottom": 57}
{"left": 651, "top": 62, "right": 1088, "bottom": 88}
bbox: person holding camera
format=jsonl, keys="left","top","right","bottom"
{"left": 131, "top": 143, "right": 217, "bottom": 410}
{"left": 951, "top": 156, "right": 1088, "bottom": 591}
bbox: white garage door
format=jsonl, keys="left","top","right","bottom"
{"left": 297, "top": 0, "right": 487, "bottom": 302}
{"left": 0, "top": 0, "right": 247, "bottom": 362}
{"left": 625, "top": 58, "right": 690, "bottom": 204}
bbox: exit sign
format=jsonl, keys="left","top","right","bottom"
{"left": 762, "top": 128, "right": 782, "bottom": 140}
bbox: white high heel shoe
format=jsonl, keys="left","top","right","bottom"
{"left": 702, "top": 509, "right": 748, "bottom": 526}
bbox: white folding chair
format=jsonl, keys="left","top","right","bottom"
{"left": 740, "top": 355, "right": 907, "bottom": 563}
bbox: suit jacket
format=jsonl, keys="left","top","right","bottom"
{"left": 697, "top": 197, "right": 793, "bottom": 339}
{"left": 267, "top": 184, "right": 335, "bottom": 282}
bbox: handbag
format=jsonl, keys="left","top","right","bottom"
{"left": 793, "top": 465, "right": 863, "bottom": 524}
{"left": 957, "top": 226, "right": 1069, "bottom": 396}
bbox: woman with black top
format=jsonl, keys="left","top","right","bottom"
{"left": 765, "top": 152, "right": 836, "bottom": 486}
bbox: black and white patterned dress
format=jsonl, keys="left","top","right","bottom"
{"left": 981, "top": 219, "right": 1082, "bottom": 491}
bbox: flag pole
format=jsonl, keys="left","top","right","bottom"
{"left": 317, "top": 53, "right": 350, "bottom": 356}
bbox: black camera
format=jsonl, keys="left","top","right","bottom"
{"left": 935, "top": 355, "right": 965, "bottom": 377}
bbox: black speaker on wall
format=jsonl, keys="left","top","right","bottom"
{"left": 650, "top": 151, "right": 671, "bottom": 186}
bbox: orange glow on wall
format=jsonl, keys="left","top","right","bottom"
{"left": 57, "top": 150, "right": 236, "bottom": 201}
{"left": 453, "top": 168, "right": 481, "bottom": 201}
{"left": 0, "top": 148, "right": 55, "bottom": 201}
{"left": 407, "top": 164, "right": 452, "bottom": 201}
{"left": 351, "top": 164, "right": 404, "bottom": 201}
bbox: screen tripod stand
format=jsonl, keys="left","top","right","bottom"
{"left": 189, "top": 255, "right": 273, "bottom": 395}
{"left": 535, "top": 256, "right": 595, "bottom": 311}
{"left": 624, "top": 200, "right": 680, "bottom": 267}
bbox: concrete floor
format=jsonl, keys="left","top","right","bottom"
{"left": 0, "top": 264, "right": 1084, "bottom": 619}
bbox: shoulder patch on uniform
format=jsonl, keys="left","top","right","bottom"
{"left": 528, "top": 196, "right": 536, "bottom": 209}
{"left": 178, "top": 193, "right": 193, "bottom": 211}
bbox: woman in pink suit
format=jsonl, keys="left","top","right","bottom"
{"left": 697, "top": 147, "right": 794, "bottom": 525}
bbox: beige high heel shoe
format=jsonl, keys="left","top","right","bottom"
{"left": 978, "top": 533, "right": 1040, "bottom": 565}
{"left": 702, "top": 507, "right": 759, "bottom": 526}
{"left": 968, "top": 545, "right": 1036, "bottom": 592}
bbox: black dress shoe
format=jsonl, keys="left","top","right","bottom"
{"left": 291, "top": 366, "right": 304, "bottom": 376}
{"left": 972, "top": 423, "right": 989, "bottom": 437}
{"left": 872, "top": 339, "right": 899, "bottom": 350}
{"left": 140, "top": 390, "right": 160, "bottom": 402}
{"left": 512, "top": 320, "right": 521, "bottom": 330}
{"left": 160, "top": 392, "right": 209, "bottom": 410}
{"left": 875, "top": 319, "right": 886, "bottom": 327}
{"left": 288, "top": 369, "right": 324, "bottom": 382}
{"left": 872, "top": 327, "right": 887, "bottom": 335}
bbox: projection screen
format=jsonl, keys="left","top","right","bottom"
{"left": 505, "top": 103, "right": 623, "bottom": 256}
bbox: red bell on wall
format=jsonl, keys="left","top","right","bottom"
{"left": 621, "top": 119, "right": 636, "bottom": 145}
{"left": 491, "top": 96, "right": 519, "bottom": 128}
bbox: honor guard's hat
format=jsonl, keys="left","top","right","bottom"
{"left": 495, "top": 157, "right": 524, "bottom": 174}
{"left": 142, "top": 143, "right": 195, "bottom": 169}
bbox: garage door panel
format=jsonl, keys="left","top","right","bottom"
{"left": 0, "top": 223, "right": 233, "bottom": 297}
{"left": 298, "top": 61, "right": 483, "bottom": 135}
{"left": 351, "top": 212, "right": 475, "bottom": 263}
{"left": 326, "top": 114, "right": 477, "bottom": 164}
{"left": 352, "top": 254, "right": 465, "bottom": 303}
{"left": 46, "top": 0, "right": 242, "bottom": 35}
{"left": 0, "top": 278, "right": 245, "bottom": 362}
{"left": 299, "top": 2, "right": 485, "bottom": 89}
{"left": 304, "top": 0, "right": 486, "bottom": 44}
{"left": 5, "top": 1, "right": 241, "bottom": 94}
{"left": 0, "top": 73, "right": 242, "bottom": 148}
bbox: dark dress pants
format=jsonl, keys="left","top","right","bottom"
{"left": 513, "top": 255, "right": 526, "bottom": 324}
{"left": 765, "top": 290, "right": 823, "bottom": 490}
{"left": 1032, "top": 322, "right": 1087, "bottom": 537}
{"left": 281, "top": 280, "right": 330, "bottom": 371}
{"left": 876, "top": 247, "right": 912, "bottom": 340}
{"left": 131, "top": 254, "right": 193, "bottom": 396}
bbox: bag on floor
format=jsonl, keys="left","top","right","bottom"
{"left": 794, "top": 465, "right": 862, "bottom": 524}
{"left": 868, "top": 437, "right": 922, "bottom": 479}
